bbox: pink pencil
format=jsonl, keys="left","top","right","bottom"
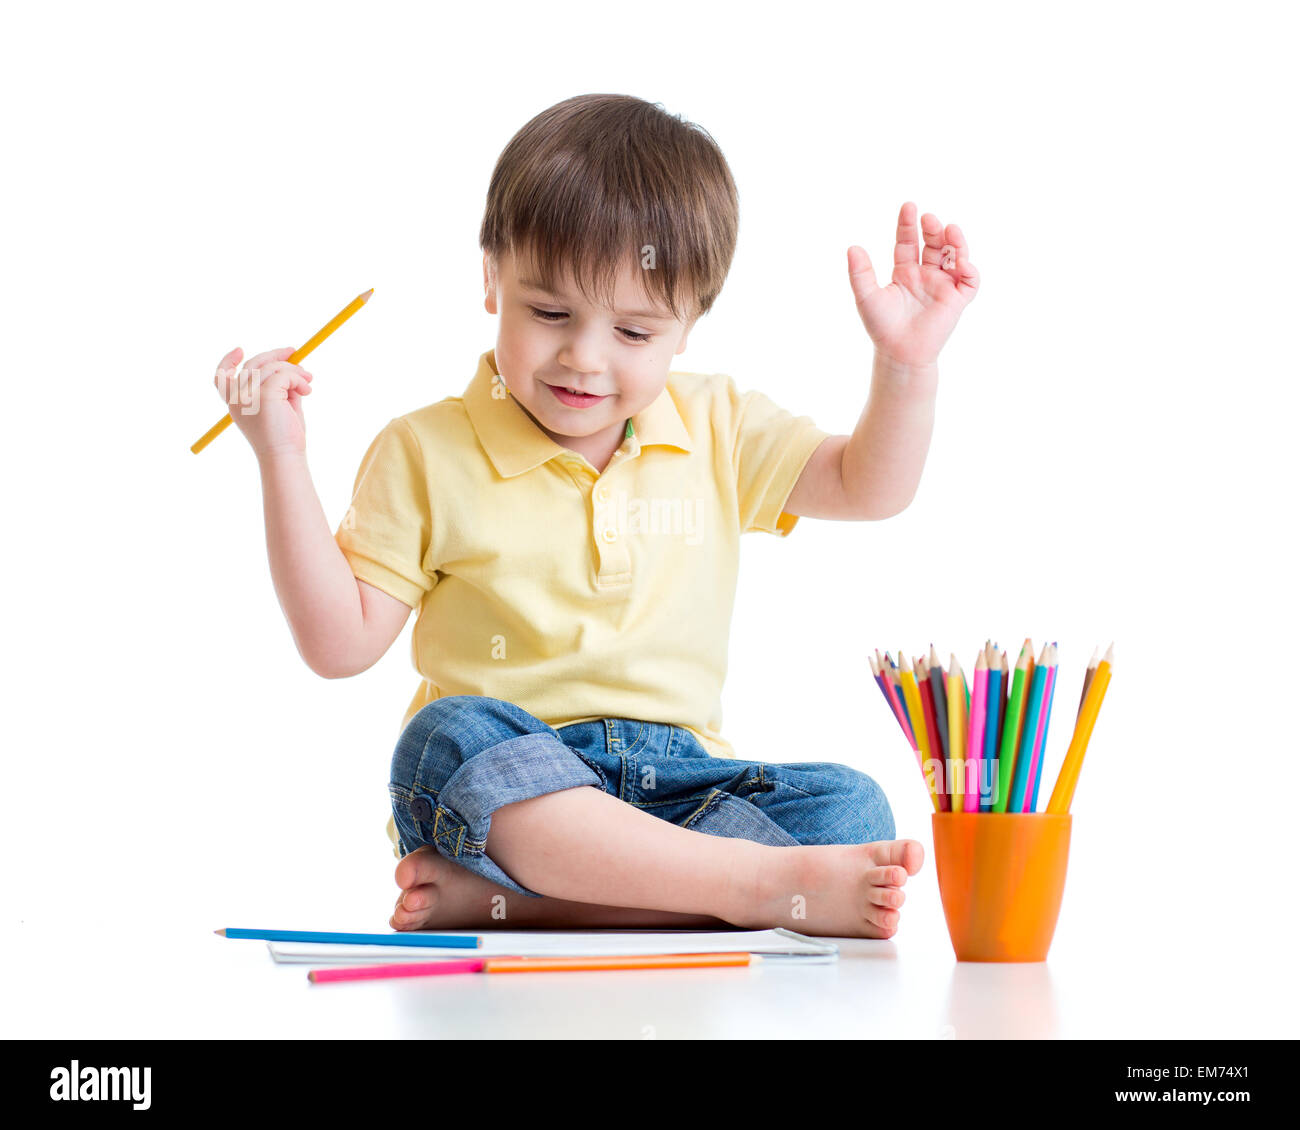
{"left": 1020, "top": 643, "right": 1057, "bottom": 812}
{"left": 875, "top": 657, "right": 916, "bottom": 749}
{"left": 307, "top": 957, "right": 493, "bottom": 983}
{"left": 966, "top": 651, "right": 988, "bottom": 812}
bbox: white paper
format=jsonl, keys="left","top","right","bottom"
{"left": 267, "top": 927, "right": 837, "bottom": 964}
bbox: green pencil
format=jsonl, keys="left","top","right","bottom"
{"left": 993, "top": 642, "right": 1031, "bottom": 812}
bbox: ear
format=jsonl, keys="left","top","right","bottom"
{"left": 674, "top": 315, "right": 699, "bottom": 356}
{"left": 483, "top": 252, "right": 498, "bottom": 315}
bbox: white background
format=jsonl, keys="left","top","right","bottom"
{"left": 2, "top": 0, "right": 1296, "bottom": 1038}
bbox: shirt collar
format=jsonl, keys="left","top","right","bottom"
{"left": 463, "top": 349, "right": 693, "bottom": 479}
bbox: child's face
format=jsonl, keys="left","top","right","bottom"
{"left": 484, "top": 246, "right": 695, "bottom": 454}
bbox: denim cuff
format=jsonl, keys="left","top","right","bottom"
{"left": 408, "top": 732, "right": 601, "bottom": 897}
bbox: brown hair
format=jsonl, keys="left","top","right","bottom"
{"left": 479, "top": 94, "right": 739, "bottom": 323}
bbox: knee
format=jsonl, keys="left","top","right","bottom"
{"left": 390, "top": 697, "right": 482, "bottom": 791}
{"left": 833, "top": 765, "right": 896, "bottom": 843}
{"left": 390, "top": 696, "right": 553, "bottom": 789}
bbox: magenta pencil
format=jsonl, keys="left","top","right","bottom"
{"left": 1021, "top": 643, "right": 1057, "bottom": 812}
{"left": 966, "top": 651, "right": 989, "bottom": 812}
{"left": 871, "top": 656, "right": 915, "bottom": 746}
{"left": 881, "top": 666, "right": 916, "bottom": 749}
{"left": 308, "top": 958, "right": 491, "bottom": 983}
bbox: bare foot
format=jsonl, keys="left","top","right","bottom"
{"left": 728, "top": 838, "right": 925, "bottom": 939}
{"left": 390, "top": 846, "right": 728, "bottom": 931}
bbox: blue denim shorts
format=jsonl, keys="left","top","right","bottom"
{"left": 389, "top": 695, "right": 896, "bottom": 897}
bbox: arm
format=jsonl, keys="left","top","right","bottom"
{"left": 258, "top": 451, "right": 411, "bottom": 678}
{"left": 783, "top": 352, "right": 938, "bottom": 521}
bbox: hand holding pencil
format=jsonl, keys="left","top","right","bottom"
{"left": 210, "top": 345, "right": 315, "bottom": 459}
{"left": 193, "top": 287, "right": 373, "bottom": 456}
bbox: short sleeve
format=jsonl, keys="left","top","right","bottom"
{"left": 728, "top": 379, "right": 832, "bottom": 537}
{"left": 334, "top": 417, "right": 437, "bottom": 609}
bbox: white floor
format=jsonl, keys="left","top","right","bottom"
{"left": 8, "top": 849, "right": 1290, "bottom": 1040}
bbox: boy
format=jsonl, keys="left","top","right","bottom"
{"left": 214, "top": 94, "right": 977, "bottom": 938}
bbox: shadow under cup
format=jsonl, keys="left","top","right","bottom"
{"left": 931, "top": 812, "right": 1072, "bottom": 962}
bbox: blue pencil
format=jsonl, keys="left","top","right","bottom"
{"left": 1007, "top": 655, "right": 1048, "bottom": 812}
{"left": 982, "top": 655, "right": 1002, "bottom": 811}
{"left": 216, "top": 928, "right": 481, "bottom": 948}
{"left": 1028, "top": 643, "right": 1060, "bottom": 812}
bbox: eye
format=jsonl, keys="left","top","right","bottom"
{"left": 529, "top": 306, "right": 652, "bottom": 343}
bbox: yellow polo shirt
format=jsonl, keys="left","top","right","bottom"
{"left": 335, "top": 349, "right": 831, "bottom": 854}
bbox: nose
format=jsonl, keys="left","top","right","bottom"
{"left": 555, "top": 328, "right": 605, "bottom": 378}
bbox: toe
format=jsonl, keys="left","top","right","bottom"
{"left": 865, "top": 902, "right": 900, "bottom": 935}
{"left": 400, "top": 884, "right": 435, "bottom": 912}
{"left": 867, "top": 885, "right": 905, "bottom": 909}
{"left": 867, "top": 838, "right": 925, "bottom": 875}
{"left": 394, "top": 845, "right": 441, "bottom": 890}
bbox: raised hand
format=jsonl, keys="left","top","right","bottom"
{"left": 213, "top": 345, "right": 314, "bottom": 459}
{"left": 847, "top": 201, "right": 980, "bottom": 368}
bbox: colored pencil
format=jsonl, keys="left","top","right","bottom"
{"left": 1077, "top": 646, "right": 1099, "bottom": 724}
{"left": 899, "top": 660, "right": 938, "bottom": 810}
{"left": 993, "top": 645, "right": 1030, "bottom": 812}
{"left": 192, "top": 288, "right": 374, "bottom": 454}
{"left": 947, "top": 655, "right": 968, "bottom": 812}
{"left": 966, "top": 652, "right": 988, "bottom": 813}
{"left": 485, "top": 952, "right": 758, "bottom": 973}
{"left": 977, "top": 639, "right": 998, "bottom": 806}
{"left": 1007, "top": 648, "right": 1049, "bottom": 812}
{"left": 927, "top": 646, "right": 950, "bottom": 790}
{"left": 307, "top": 952, "right": 759, "bottom": 983}
{"left": 917, "top": 666, "right": 950, "bottom": 810}
{"left": 884, "top": 663, "right": 917, "bottom": 748}
{"left": 997, "top": 648, "right": 1010, "bottom": 770}
{"left": 870, "top": 656, "right": 913, "bottom": 745}
{"left": 1025, "top": 643, "right": 1059, "bottom": 812}
{"left": 982, "top": 649, "right": 1002, "bottom": 811}
{"left": 1048, "top": 644, "right": 1114, "bottom": 814}
{"left": 215, "top": 928, "right": 480, "bottom": 948}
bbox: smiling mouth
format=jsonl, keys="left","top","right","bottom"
{"left": 545, "top": 383, "right": 608, "bottom": 400}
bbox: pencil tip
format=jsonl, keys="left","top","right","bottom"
{"left": 361, "top": 288, "right": 374, "bottom": 301}
{"left": 214, "top": 929, "right": 225, "bottom": 936}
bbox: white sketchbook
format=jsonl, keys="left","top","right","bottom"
{"left": 268, "top": 927, "right": 837, "bottom": 964}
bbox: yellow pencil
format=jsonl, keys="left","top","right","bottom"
{"left": 899, "top": 659, "right": 939, "bottom": 811}
{"left": 947, "top": 653, "right": 967, "bottom": 812}
{"left": 191, "top": 288, "right": 374, "bottom": 454}
{"left": 1047, "top": 643, "right": 1114, "bottom": 814}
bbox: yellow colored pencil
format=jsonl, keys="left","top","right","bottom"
{"left": 192, "top": 288, "right": 374, "bottom": 454}
{"left": 946, "top": 654, "right": 967, "bottom": 812}
{"left": 900, "top": 659, "right": 939, "bottom": 811}
{"left": 1047, "top": 643, "right": 1113, "bottom": 814}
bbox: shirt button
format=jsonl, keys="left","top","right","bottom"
{"left": 601, "top": 527, "right": 617, "bottom": 543}
{"left": 595, "top": 485, "right": 609, "bottom": 502}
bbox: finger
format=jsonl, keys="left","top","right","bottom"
{"left": 846, "top": 245, "right": 879, "bottom": 304}
{"left": 215, "top": 347, "right": 242, "bottom": 374}
{"left": 254, "top": 360, "right": 312, "bottom": 386}
{"left": 893, "top": 201, "right": 920, "bottom": 268}
{"left": 919, "top": 212, "right": 948, "bottom": 267}
{"left": 944, "top": 223, "right": 979, "bottom": 298}
{"left": 213, "top": 347, "right": 243, "bottom": 388}
{"left": 240, "top": 346, "right": 297, "bottom": 372}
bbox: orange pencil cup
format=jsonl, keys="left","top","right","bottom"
{"left": 931, "top": 812, "right": 1072, "bottom": 962}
